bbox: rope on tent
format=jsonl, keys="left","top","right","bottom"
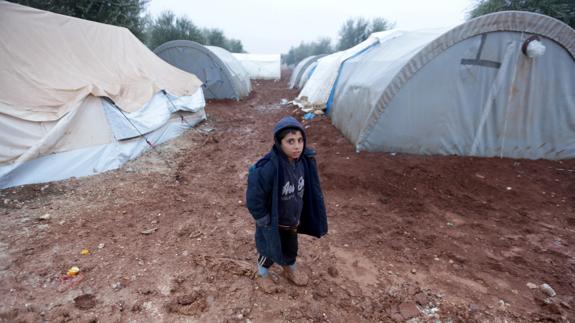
{"left": 103, "top": 97, "right": 174, "bottom": 172}
{"left": 161, "top": 90, "right": 201, "bottom": 129}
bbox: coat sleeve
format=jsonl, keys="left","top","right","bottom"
{"left": 246, "top": 162, "right": 274, "bottom": 226}
{"left": 298, "top": 153, "right": 328, "bottom": 238}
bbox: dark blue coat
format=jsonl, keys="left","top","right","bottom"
{"left": 246, "top": 117, "right": 328, "bottom": 265}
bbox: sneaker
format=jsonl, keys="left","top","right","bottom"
{"left": 258, "top": 274, "right": 283, "bottom": 294}
{"left": 282, "top": 266, "right": 308, "bottom": 286}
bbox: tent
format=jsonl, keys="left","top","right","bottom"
{"left": 322, "top": 12, "right": 575, "bottom": 159}
{"left": 232, "top": 54, "right": 281, "bottom": 80}
{"left": 295, "top": 30, "right": 406, "bottom": 109}
{"left": 0, "top": 2, "right": 206, "bottom": 188}
{"left": 154, "top": 40, "right": 251, "bottom": 100}
{"left": 297, "top": 61, "right": 320, "bottom": 89}
{"left": 289, "top": 55, "right": 326, "bottom": 89}
{"left": 206, "top": 46, "right": 252, "bottom": 98}
{"left": 289, "top": 56, "right": 315, "bottom": 89}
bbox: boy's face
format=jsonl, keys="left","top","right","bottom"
{"left": 280, "top": 130, "right": 304, "bottom": 161}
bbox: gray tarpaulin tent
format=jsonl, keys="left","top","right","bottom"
{"left": 329, "top": 11, "right": 575, "bottom": 160}
{"left": 206, "top": 45, "right": 251, "bottom": 97}
{"left": 289, "top": 55, "right": 325, "bottom": 89}
{"left": 154, "top": 40, "right": 251, "bottom": 100}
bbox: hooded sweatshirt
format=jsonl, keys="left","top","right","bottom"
{"left": 273, "top": 120, "right": 306, "bottom": 227}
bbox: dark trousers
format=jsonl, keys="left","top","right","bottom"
{"left": 258, "top": 227, "right": 298, "bottom": 267}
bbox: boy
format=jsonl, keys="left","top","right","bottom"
{"left": 246, "top": 116, "right": 328, "bottom": 293}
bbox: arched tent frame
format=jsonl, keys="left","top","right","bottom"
{"left": 154, "top": 40, "right": 244, "bottom": 100}
{"left": 357, "top": 11, "right": 575, "bottom": 150}
{"left": 298, "top": 62, "right": 319, "bottom": 89}
{"left": 289, "top": 56, "right": 315, "bottom": 89}
{"left": 206, "top": 45, "right": 251, "bottom": 98}
{"left": 289, "top": 55, "right": 326, "bottom": 89}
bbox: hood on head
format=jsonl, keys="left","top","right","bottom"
{"left": 273, "top": 116, "right": 306, "bottom": 149}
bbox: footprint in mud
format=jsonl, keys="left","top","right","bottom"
{"left": 330, "top": 247, "right": 379, "bottom": 295}
{"left": 165, "top": 291, "right": 208, "bottom": 316}
{"left": 74, "top": 294, "right": 96, "bottom": 310}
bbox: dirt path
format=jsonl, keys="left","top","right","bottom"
{"left": 1, "top": 71, "right": 574, "bottom": 322}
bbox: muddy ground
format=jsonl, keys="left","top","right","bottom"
{"left": 1, "top": 71, "right": 574, "bottom": 322}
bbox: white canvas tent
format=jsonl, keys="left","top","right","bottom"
{"left": 232, "top": 54, "right": 281, "bottom": 80}
{"left": 297, "top": 61, "right": 319, "bottom": 89}
{"left": 0, "top": 2, "right": 207, "bottom": 188}
{"left": 295, "top": 30, "right": 410, "bottom": 109}
{"left": 323, "top": 11, "right": 575, "bottom": 160}
{"left": 289, "top": 56, "right": 315, "bottom": 88}
{"left": 288, "top": 55, "right": 326, "bottom": 89}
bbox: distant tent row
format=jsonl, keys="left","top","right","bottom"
{"left": 154, "top": 40, "right": 251, "bottom": 100}
{"left": 295, "top": 11, "right": 575, "bottom": 160}
{"left": 297, "top": 60, "right": 320, "bottom": 89}
{"left": 289, "top": 54, "right": 326, "bottom": 89}
{"left": 0, "top": 2, "right": 207, "bottom": 188}
{"left": 233, "top": 54, "right": 282, "bottom": 80}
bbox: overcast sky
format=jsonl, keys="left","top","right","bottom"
{"left": 148, "top": 0, "right": 476, "bottom": 54}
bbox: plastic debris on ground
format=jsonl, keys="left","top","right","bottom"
{"left": 67, "top": 266, "right": 80, "bottom": 277}
{"left": 304, "top": 113, "right": 316, "bottom": 120}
